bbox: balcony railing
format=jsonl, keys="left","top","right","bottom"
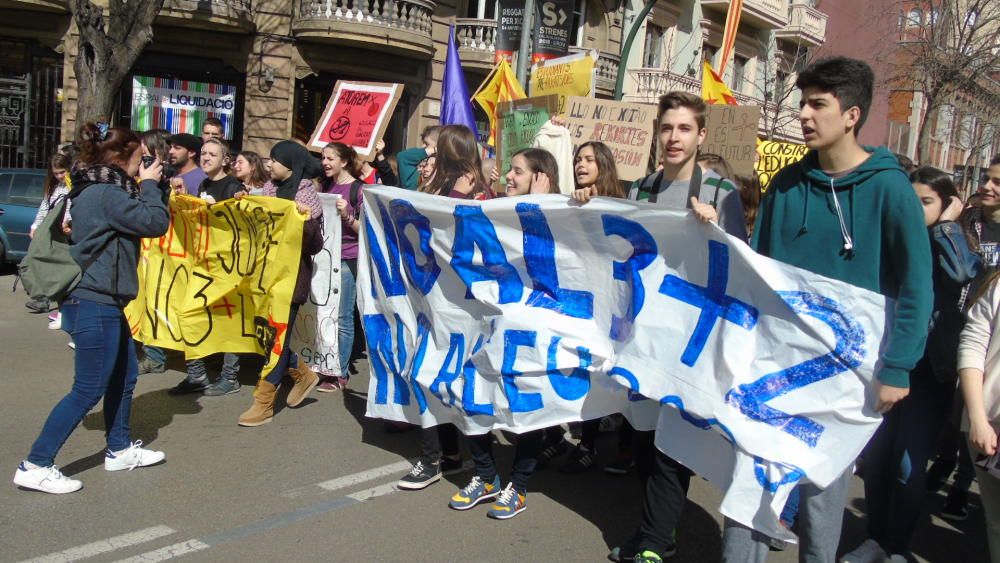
{"left": 775, "top": 1, "right": 827, "bottom": 46}
{"left": 455, "top": 18, "right": 497, "bottom": 68}
{"left": 568, "top": 47, "right": 620, "bottom": 97}
{"left": 628, "top": 68, "right": 700, "bottom": 102}
{"left": 700, "top": 0, "right": 788, "bottom": 29}
{"left": 159, "top": 0, "right": 253, "bottom": 31}
{"left": 294, "top": 0, "right": 436, "bottom": 58}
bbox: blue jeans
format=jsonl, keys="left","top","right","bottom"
{"left": 27, "top": 297, "right": 138, "bottom": 467}
{"left": 186, "top": 353, "right": 240, "bottom": 382}
{"left": 144, "top": 344, "right": 166, "bottom": 367}
{"left": 338, "top": 259, "right": 357, "bottom": 377}
{"left": 264, "top": 304, "right": 300, "bottom": 386}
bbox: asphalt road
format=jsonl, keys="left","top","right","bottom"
{"left": 0, "top": 271, "right": 988, "bottom": 562}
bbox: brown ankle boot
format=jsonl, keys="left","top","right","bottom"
{"left": 287, "top": 360, "right": 319, "bottom": 407}
{"left": 287, "top": 363, "right": 319, "bottom": 408}
{"left": 238, "top": 381, "right": 277, "bottom": 427}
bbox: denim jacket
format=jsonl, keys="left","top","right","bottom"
{"left": 926, "top": 221, "right": 982, "bottom": 382}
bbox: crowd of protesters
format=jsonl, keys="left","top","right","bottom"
{"left": 11, "top": 57, "right": 1000, "bottom": 563}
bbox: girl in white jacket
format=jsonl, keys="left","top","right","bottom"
{"left": 959, "top": 271, "right": 1000, "bottom": 561}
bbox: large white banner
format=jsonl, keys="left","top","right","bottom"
{"left": 290, "top": 193, "right": 343, "bottom": 375}
{"left": 358, "top": 186, "right": 887, "bottom": 540}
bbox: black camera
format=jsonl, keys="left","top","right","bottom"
{"left": 141, "top": 155, "right": 156, "bottom": 169}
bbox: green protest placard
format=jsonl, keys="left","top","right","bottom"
{"left": 495, "top": 95, "right": 558, "bottom": 193}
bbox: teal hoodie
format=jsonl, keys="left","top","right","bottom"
{"left": 752, "top": 146, "right": 932, "bottom": 387}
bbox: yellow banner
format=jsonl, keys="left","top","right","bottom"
{"left": 529, "top": 53, "right": 594, "bottom": 115}
{"left": 125, "top": 195, "right": 304, "bottom": 374}
{"left": 756, "top": 140, "right": 808, "bottom": 189}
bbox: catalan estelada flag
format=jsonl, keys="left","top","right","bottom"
{"left": 471, "top": 59, "right": 527, "bottom": 147}
{"left": 719, "top": 0, "right": 744, "bottom": 74}
{"left": 702, "top": 61, "right": 738, "bottom": 106}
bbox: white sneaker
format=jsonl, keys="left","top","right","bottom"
{"left": 13, "top": 461, "right": 82, "bottom": 494}
{"left": 840, "top": 539, "right": 887, "bottom": 563}
{"left": 48, "top": 313, "right": 62, "bottom": 330}
{"left": 67, "top": 341, "right": 75, "bottom": 350}
{"left": 104, "top": 441, "right": 166, "bottom": 472}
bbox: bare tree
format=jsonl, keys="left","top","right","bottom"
{"left": 886, "top": 0, "right": 1000, "bottom": 164}
{"left": 70, "top": 0, "right": 165, "bottom": 123}
{"left": 750, "top": 37, "right": 816, "bottom": 140}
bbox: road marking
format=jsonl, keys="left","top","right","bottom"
{"left": 282, "top": 459, "right": 411, "bottom": 498}
{"left": 18, "top": 525, "right": 176, "bottom": 563}
{"left": 112, "top": 480, "right": 404, "bottom": 562}
{"left": 346, "top": 482, "right": 401, "bottom": 502}
{"left": 114, "top": 540, "right": 209, "bottom": 563}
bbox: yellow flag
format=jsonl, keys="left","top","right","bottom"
{"left": 472, "top": 59, "right": 527, "bottom": 147}
{"left": 702, "top": 61, "right": 738, "bottom": 106}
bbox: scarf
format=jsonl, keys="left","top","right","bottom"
{"left": 68, "top": 163, "right": 140, "bottom": 199}
{"left": 270, "top": 141, "right": 321, "bottom": 201}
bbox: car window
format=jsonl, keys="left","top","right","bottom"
{"left": 0, "top": 173, "right": 12, "bottom": 204}
{"left": 9, "top": 174, "right": 45, "bottom": 207}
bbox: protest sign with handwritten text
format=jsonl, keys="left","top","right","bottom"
{"left": 307, "top": 81, "right": 404, "bottom": 160}
{"left": 529, "top": 51, "right": 595, "bottom": 115}
{"left": 565, "top": 96, "right": 655, "bottom": 181}
{"left": 358, "top": 185, "right": 888, "bottom": 542}
{"left": 495, "top": 96, "right": 557, "bottom": 191}
{"left": 126, "top": 195, "right": 304, "bottom": 374}
{"left": 757, "top": 140, "right": 808, "bottom": 188}
{"left": 290, "top": 194, "right": 343, "bottom": 375}
{"left": 702, "top": 105, "right": 761, "bottom": 177}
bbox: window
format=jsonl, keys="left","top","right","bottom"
{"left": 464, "top": 0, "right": 496, "bottom": 18}
{"left": 9, "top": 174, "right": 45, "bottom": 207}
{"left": 0, "top": 173, "right": 11, "bottom": 204}
{"left": 906, "top": 9, "right": 922, "bottom": 28}
{"left": 570, "top": 0, "right": 586, "bottom": 47}
{"left": 643, "top": 24, "right": 664, "bottom": 68}
{"left": 732, "top": 55, "right": 748, "bottom": 92}
{"left": 703, "top": 44, "right": 718, "bottom": 66}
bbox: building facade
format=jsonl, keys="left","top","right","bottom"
{"left": 2, "top": 0, "right": 826, "bottom": 165}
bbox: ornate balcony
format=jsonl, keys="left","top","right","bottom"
{"left": 774, "top": 2, "right": 827, "bottom": 47}
{"left": 455, "top": 18, "right": 497, "bottom": 70}
{"left": 626, "top": 68, "right": 700, "bottom": 103}
{"left": 700, "top": 0, "right": 788, "bottom": 29}
{"left": 568, "top": 47, "right": 620, "bottom": 97}
{"left": 158, "top": 0, "right": 254, "bottom": 32}
{"left": 294, "top": 0, "right": 436, "bottom": 59}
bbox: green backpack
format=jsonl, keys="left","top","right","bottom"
{"left": 18, "top": 188, "right": 107, "bottom": 304}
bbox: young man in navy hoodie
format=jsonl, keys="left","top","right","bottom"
{"left": 721, "top": 57, "right": 933, "bottom": 562}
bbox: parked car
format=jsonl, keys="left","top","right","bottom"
{"left": 0, "top": 168, "right": 46, "bottom": 264}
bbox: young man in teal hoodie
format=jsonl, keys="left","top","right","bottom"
{"left": 723, "top": 57, "right": 932, "bottom": 562}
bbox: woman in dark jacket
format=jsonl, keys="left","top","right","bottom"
{"left": 238, "top": 140, "right": 324, "bottom": 427}
{"left": 14, "top": 123, "right": 170, "bottom": 494}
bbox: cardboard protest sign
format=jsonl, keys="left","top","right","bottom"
{"left": 358, "top": 185, "right": 888, "bottom": 543}
{"left": 529, "top": 51, "right": 595, "bottom": 116}
{"left": 126, "top": 195, "right": 303, "bottom": 374}
{"left": 757, "top": 140, "right": 808, "bottom": 188}
{"left": 495, "top": 95, "right": 559, "bottom": 192}
{"left": 290, "top": 193, "right": 343, "bottom": 375}
{"left": 702, "top": 105, "right": 761, "bottom": 177}
{"left": 564, "top": 96, "right": 655, "bottom": 181}
{"left": 307, "top": 81, "right": 403, "bottom": 160}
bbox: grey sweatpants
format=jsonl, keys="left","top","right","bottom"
{"left": 721, "top": 467, "right": 853, "bottom": 563}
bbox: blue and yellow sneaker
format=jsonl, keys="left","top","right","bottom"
{"left": 449, "top": 475, "right": 501, "bottom": 510}
{"left": 487, "top": 483, "right": 526, "bottom": 520}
